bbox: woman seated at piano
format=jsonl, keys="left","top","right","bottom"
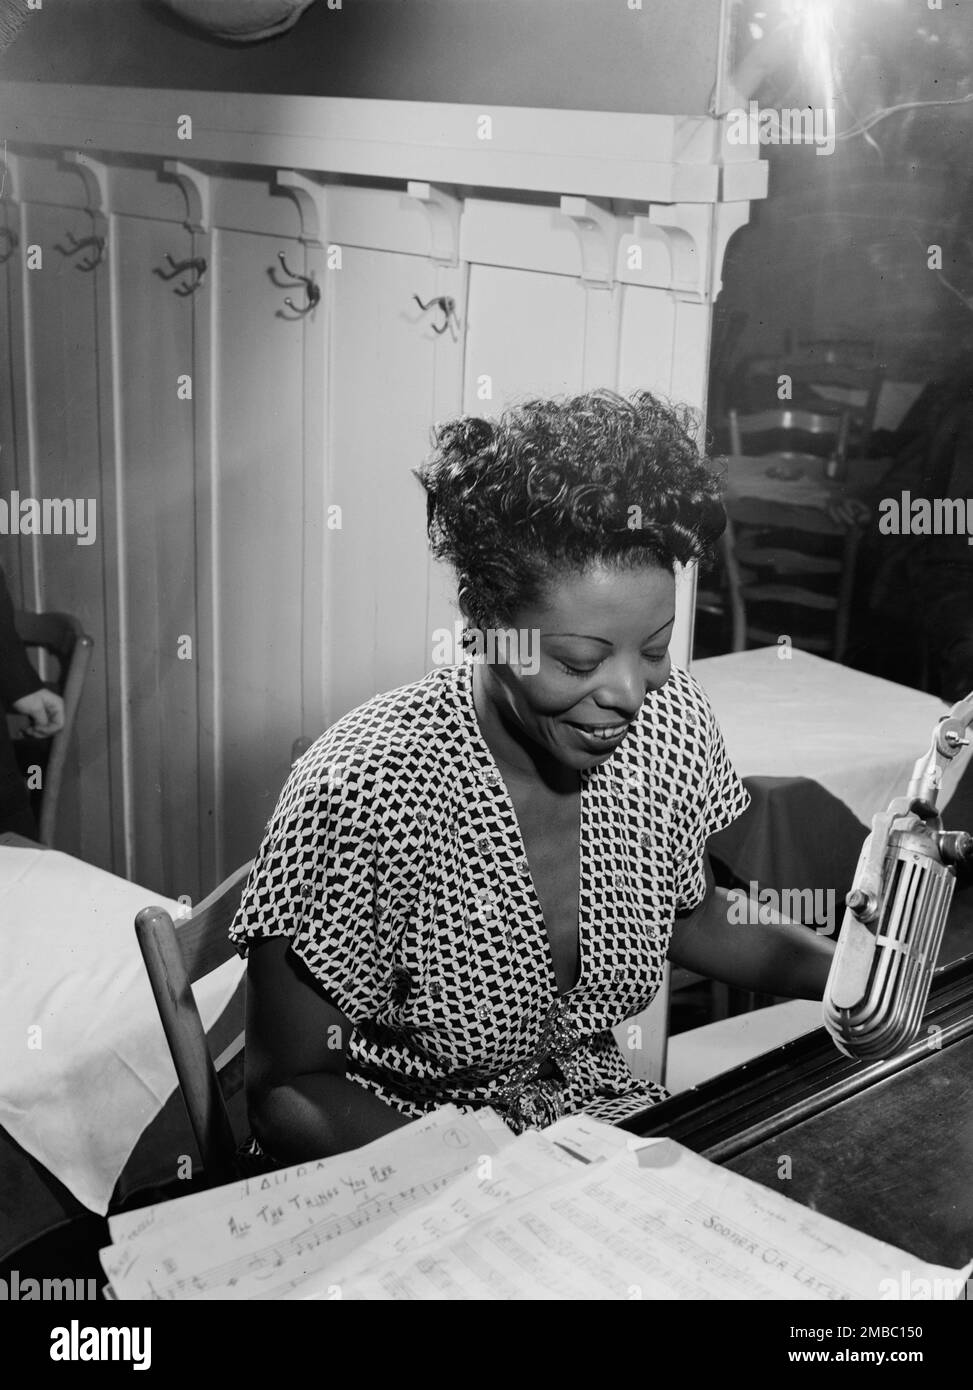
{"left": 230, "top": 389, "right": 836, "bottom": 1164}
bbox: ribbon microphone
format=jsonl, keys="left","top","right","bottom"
{"left": 822, "top": 689, "right": 973, "bottom": 1061}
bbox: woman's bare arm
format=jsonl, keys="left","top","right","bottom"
{"left": 667, "top": 856, "right": 836, "bottom": 1000}
{"left": 245, "top": 936, "right": 413, "bottom": 1163}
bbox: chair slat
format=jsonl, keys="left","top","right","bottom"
{"left": 135, "top": 860, "right": 253, "bottom": 1186}
{"left": 175, "top": 860, "right": 254, "bottom": 981}
{"left": 734, "top": 546, "right": 842, "bottom": 575}
{"left": 740, "top": 583, "right": 837, "bottom": 611}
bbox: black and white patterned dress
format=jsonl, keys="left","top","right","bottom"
{"left": 229, "top": 659, "right": 749, "bottom": 1133}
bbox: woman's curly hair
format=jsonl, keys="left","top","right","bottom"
{"left": 414, "top": 389, "right": 725, "bottom": 630}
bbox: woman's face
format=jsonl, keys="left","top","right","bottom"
{"left": 477, "top": 561, "right": 676, "bottom": 773}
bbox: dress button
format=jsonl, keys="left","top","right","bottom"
{"left": 429, "top": 982, "right": 443, "bottom": 1000}
{"left": 639, "top": 830, "right": 653, "bottom": 850}
{"left": 476, "top": 834, "right": 493, "bottom": 856}
{"left": 415, "top": 808, "right": 429, "bottom": 826}
{"left": 613, "top": 871, "right": 627, "bottom": 890}
{"left": 480, "top": 767, "right": 502, "bottom": 787}
{"left": 475, "top": 1003, "right": 491, "bottom": 1021}
{"left": 516, "top": 857, "right": 530, "bottom": 876}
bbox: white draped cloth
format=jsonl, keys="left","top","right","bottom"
{"left": 0, "top": 848, "right": 243, "bottom": 1214}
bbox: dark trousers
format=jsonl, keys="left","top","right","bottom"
{"left": 0, "top": 718, "right": 38, "bottom": 840}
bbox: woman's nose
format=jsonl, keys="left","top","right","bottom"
{"left": 595, "top": 662, "right": 650, "bottom": 721}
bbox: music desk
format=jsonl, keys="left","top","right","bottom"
{"left": 622, "top": 953, "right": 973, "bottom": 1281}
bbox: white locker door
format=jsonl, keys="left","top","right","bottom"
{"left": 462, "top": 264, "right": 620, "bottom": 415}
{"left": 8, "top": 186, "right": 117, "bottom": 871}
{"left": 0, "top": 198, "right": 25, "bottom": 590}
{"left": 324, "top": 245, "right": 466, "bottom": 723}
{"left": 209, "top": 221, "right": 309, "bottom": 874}
{"left": 111, "top": 204, "right": 201, "bottom": 899}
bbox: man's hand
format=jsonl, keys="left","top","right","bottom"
{"left": 12, "top": 688, "right": 65, "bottom": 737}
{"left": 827, "top": 497, "right": 871, "bottom": 528}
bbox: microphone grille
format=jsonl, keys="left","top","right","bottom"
{"left": 823, "top": 841, "right": 955, "bottom": 1062}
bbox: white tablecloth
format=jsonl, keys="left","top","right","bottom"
{"left": 0, "top": 848, "right": 244, "bottom": 1215}
{"left": 693, "top": 648, "right": 973, "bottom": 827}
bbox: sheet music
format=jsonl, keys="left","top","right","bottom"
{"left": 289, "top": 1125, "right": 595, "bottom": 1299}
{"left": 100, "top": 1105, "right": 513, "bottom": 1300}
{"left": 309, "top": 1135, "right": 973, "bottom": 1301}
{"left": 107, "top": 1103, "right": 510, "bottom": 1244}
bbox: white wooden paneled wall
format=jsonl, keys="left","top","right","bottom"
{"left": 0, "top": 91, "right": 764, "bottom": 939}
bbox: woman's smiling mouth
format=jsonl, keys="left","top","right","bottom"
{"left": 564, "top": 720, "right": 633, "bottom": 747}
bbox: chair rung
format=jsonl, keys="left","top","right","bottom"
{"left": 734, "top": 546, "right": 842, "bottom": 575}
{"left": 741, "top": 584, "right": 837, "bottom": 610}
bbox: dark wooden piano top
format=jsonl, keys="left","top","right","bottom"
{"left": 622, "top": 954, "right": 973, "bottom": 1269}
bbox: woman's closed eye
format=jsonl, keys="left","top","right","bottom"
{"left": 557, "top": 650, "right": 669, "bottom": 677}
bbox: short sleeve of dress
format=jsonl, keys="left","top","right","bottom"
{"left": 670, "top": 689, "right": 750, "bottom": 913}
{"left": 228, "top": 749, "right": 389, "bottom": 1024}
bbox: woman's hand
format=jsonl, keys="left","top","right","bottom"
{"left": 12, "top": 688, "right": 65, "bottom": 737}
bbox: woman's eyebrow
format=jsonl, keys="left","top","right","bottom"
{"left": 544, "top": 615, "right": 676, "bottom": 645}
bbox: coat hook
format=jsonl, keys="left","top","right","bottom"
{"left": 413, "top": 294, "right": 458, "bottom": 335}
{"left": 276, "top": 251, "right": 320, "bottom": 316}
{"left": 54, "top": 228, "right": 106, "bottom": 272}
{"left": 154, "top": 251, "right": 207, "bottom": 296}
{"left": 0, "top": 227, "right": 18, "bottom": 265}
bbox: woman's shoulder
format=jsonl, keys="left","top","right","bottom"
{"left": 641, "top": 663, "right": 718, "bottom": 734}
{"left": 294, "top": 664, "right": 468, "bottom": 798}
{"left": 626, "top": 663, "right": 724, "bottom": 778}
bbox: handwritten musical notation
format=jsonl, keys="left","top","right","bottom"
{"left": 101, "top": 1109, "right": 972, "bottom": 1302}
{"left": 288, "top": 1133, "right": 973, "bottom": 1303}
{"left": 100, "top": 1106, "right": 514, "bottom": 1300}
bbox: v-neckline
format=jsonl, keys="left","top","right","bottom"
{"left": 455, "top": 660, "right": 591, "bottom": 1001}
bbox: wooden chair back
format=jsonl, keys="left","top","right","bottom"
{"left": 10, "top": 610, "right": 94, "bottom": 844}
{"left": 135, "top": 860, "right": 253, "bottom": 1187}
{"left": 722, "top": 499, "right": 862, "bottom": 661}
{"left": 732, "top": 346, "right": 883, "bottom": 455}
{"left": 728, "top": 406, "right": 852, "bottom": 462}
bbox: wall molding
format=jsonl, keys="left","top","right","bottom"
{"left": 406, "top": 181, "right": 460, "bottom": 266}
{"left": 161, "top": 159, "right": 212, "bottom": 235}
{"left": 274, "top": 168, "right": 328, "bottom": 246}
{"left": 0, "top": 82, "right": 766, "bottom": 207}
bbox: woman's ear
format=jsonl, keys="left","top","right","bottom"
{"left": 457, "top": 583, "right": 473, "bottom": 624}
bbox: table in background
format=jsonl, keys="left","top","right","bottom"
{"left": 693, "top": 648, "right": 973, "bottom": 906}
